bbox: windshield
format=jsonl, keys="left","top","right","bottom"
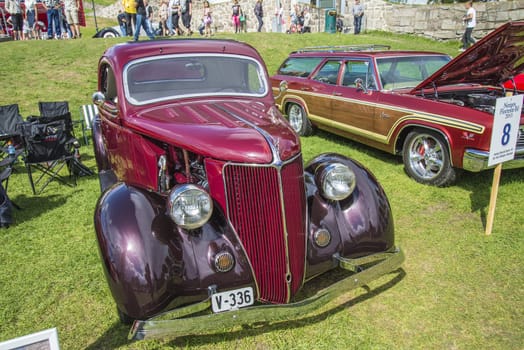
{"left": 124, "top": 54, "right": 268, "bottom": 105}
{"left": 376, "top": 55, "right": 451, "bottom": 90}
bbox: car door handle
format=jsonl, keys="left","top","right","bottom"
{"left": 301, "top": 87, "right": 311, "bottom": 91}
{"left": 333, "top": 92, "right": 342, "bottom": 96}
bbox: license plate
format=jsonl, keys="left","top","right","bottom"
{"left": 211, "top": 287, "right": 254, "bottom": 313}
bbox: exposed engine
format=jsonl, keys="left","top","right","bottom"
{"left": 157, "top": 146, "right": 208, "bottom": 193}
{"left": 426, "top": 89, "right": 506, "bottom": 114}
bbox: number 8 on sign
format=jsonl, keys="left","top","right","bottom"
{"left": 501, "top": 123, "right": 511, "bottom": 146}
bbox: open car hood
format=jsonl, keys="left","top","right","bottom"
{"left": 411, "top": 21, "right": 524, "bottom": 93}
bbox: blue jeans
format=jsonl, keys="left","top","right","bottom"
{"left": 354, "top": 15, "right": 362, "bottom": 34}
{"left": 47, "top": 8, "right": 61, "bottom": 38}
{"left": 27, "top": 9, "right": 35, "bottom": 28}
{"left": 134, "top": 14, "right": 155, "bottom": 40}
{"left": 462, "top": 27, "right": 475, "bottom": 49}
{"left": 119, "top": 24, "right": 126, "bottom": 36}
{"left": 256, "top": 14, "right": 263, "bottom": 32}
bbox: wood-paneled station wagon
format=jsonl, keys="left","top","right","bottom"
{"left": 271, "top": 22, "right": 524, "bottom": 186}
{"left": 91, "top": 39, "right": 404, "bottom": 340}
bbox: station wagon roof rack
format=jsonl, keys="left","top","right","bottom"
{"left": 295, "top": 45, "right": 391, "bottom": 53}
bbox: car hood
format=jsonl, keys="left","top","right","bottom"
{"left": 124, "top": 100, "right": 300, "bottom": 164}
{"left": 411, "top": 21, "right": 524, "bottom": 93}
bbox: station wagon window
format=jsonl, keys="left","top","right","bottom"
{"left": 277, "top": 57, "right": 323, "bottom": 77}
{"left": 342, "top": 60, "right": 377, "bottom": 90}
{"left": 312, "top": 60, "right": 341, "bottom": 85}
{"left": 124, "top": 54, "right": 268, "bottom": 105}
{"left": 376, "top": 55, "right": 450, "bottom": 90}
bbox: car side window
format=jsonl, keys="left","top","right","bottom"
{"left": 312, "top": 60, "right": 341, "bottom": 85}
{"left": 100, "top": 64, "right": 118, "bottom": 103}
{"left": 277, "top": 57, "right": 323, "bottom": 77}
{"left": 342, "top": 60, "right": 376, "bottom": 90}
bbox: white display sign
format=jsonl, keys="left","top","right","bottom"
{"left": 488, "top": 95, "right": 523, "bottom": 167}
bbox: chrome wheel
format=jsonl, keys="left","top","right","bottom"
{"left": 288, "top": 104, "right": 304, "bottom": 133}
{"left": 402, "top": 130, "right": 456, "bottom": 186}
{"left": 286, "top": 103, "right": 313, "bottom": 136}
{"left": 408, "top": 133, "right": 444, "bottom": 179}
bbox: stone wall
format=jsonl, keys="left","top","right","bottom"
{"left": 364, "top": 0, "right": 524, "bottom": 40}
{"left": 95, "top": 0, "right": 524, "bottom": 39}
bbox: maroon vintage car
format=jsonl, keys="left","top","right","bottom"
{"left": 92, "top": 39, "right": 404, "bottom": 340}
{"left": 271, "top": 22, "right": 524, "bottom": 186}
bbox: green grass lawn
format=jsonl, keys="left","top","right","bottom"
{"left": 0, "top": 28, "right": 523, "bottom": 350}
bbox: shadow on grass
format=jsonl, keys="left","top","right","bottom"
{"left": 9, "top": 192, "right": 74, "bottom": 224}
{"left": 455, "top": 167, "right": 524, "bottom": 227}
{"left": 307, "top": 130, "right": 400, "bottom": 166}
{"left": 85, "top": 268, "right": 405, "bottom": 349}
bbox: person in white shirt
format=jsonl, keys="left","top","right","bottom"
{"left": 64, "top": 0, "right": 81, "bottom": 38}
{"left": 460, "top": 1, "right": 476, "bottom": 51}
{"left": 6, "top": 0, "right": 23, "bottom": 40}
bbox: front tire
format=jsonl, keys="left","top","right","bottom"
{"left": 402, "top": 130, "right": 456, "bottom": 187}
{"left": 286, "top": 103, "right": 313, "bottom": 136}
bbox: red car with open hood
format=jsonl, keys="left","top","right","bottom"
{"left": 271, "top": 22, "right": 524, "bottom": 186}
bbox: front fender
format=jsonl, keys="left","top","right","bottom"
{"left": 304, "top": 153, "right": 395, "bottom": 278}
{"left": 94, "top": 183, "right": 256, "bottom": 319}
{"left": 94, "top": 183, "right": 185, "bottom": 319}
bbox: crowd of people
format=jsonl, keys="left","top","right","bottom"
{"left": 1, "top": 0, "right": 480, "bottom": 45}
{"left": 117, "top": 0, "right": 314, "bottom": 40}
{"left": 2, "top": 0, "right": 81, "bottom": 40}
{"left": 119, "top": 0, "right": 195, "bottom": 40}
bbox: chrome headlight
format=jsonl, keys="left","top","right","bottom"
{"left": 167, "top": 184, "right": 213, "bottom": 229}
{"left": 318, "top": 163, "right": 356, "bottom": 201}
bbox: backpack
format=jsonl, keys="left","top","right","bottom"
{"left": 0, "top": 174, "right": 13, "bottom": 228}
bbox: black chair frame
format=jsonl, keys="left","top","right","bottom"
{"left": 21, "top": 113, "right": 78, "bottom": 195}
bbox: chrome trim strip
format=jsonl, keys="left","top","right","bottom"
{"left": 129, "top": 246, "right": 404, "bottom": 340}
{"left": 280, "top": 89, "right": 486, "bottom": 136}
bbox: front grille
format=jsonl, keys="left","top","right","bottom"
{"left": 224, "top": 156, "right": 306, "bottom": 304}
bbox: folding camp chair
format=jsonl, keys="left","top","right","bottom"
{"left": 79, "top": 104, "right": 98, "bottom": 145}
{"left": 0, "top": 104, "right": 25, "bottom": 160}
{"left": 38, "top": 101, "right": 70, "bottom": 118}
{"left": 20, "top": 113, "right": 78, "bottom": 195}
{"left": 39, "top": 100, "right": 83, "bottom": 141}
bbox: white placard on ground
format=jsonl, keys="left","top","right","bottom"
{"left": 488, "top": 95, "right": 523, "bottom": 167}
{"left": 0, "top": 328, "right": 59, "bottom": 350}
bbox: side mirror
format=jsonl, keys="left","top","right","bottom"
{"left": 93, "top": 91, "right": 119, "bottom": 116}
{"left": 355, "top": 78, "right": 368, "bottom": 93}
{"left": 274, "top": 80, "right": 288, "bottom": 100}
{"left": 92, "top": 91, "right": 105, "bottom": 107}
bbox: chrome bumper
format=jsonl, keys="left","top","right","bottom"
{"left": 462, "top": 148, "right": 524, "bottom": 172}
{"left": 129, "top": 246, "right": 404, "bottom": 340}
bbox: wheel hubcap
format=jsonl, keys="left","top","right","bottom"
{"left": 288, "top": 105, "right": 303, "bottom": 133}
{"left": 408, "top": 134, "right": 444, "bottom": 180}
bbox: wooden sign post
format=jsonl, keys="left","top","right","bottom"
{"left": 485, "top": 94, "right": 522, "bottom": 235}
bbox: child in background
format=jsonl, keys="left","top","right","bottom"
{"left": 23, "top": 18, "right": 31, "bottom": 39}
{"left": 203, "top": 0, "right": 212, "bottom": 37}
{"left": 231, "top": 0, "right": 241, "bottom": 33}
{"left": 159, "top": 0, "right": 168, "bottom": 36}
